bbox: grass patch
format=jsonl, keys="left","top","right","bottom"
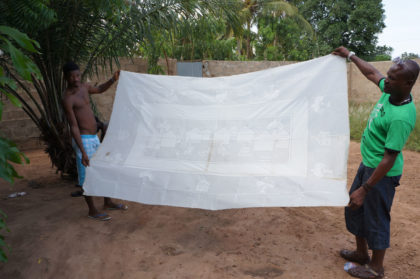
{"left": 349, "top": 102, "right": 420, "bottom": 152}
{"left": 405, "top": 102, "right": 420, "bottom": 152}
{"left": 349, "top": 102, "right": 373, "bottom": 142}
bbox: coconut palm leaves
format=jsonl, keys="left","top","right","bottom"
{"left": 0, "top": 0, "right": 242, "bottom": 176}
{"left": 227, "top": 0, "right": 313, "bottom": 59}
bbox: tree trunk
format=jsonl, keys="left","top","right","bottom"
{"left": 246, "top": 20, "right": 251, "bottom": 59}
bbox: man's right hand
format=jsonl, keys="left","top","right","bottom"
{"left": 332, "top": 46, "right": 350, "bottom": 59}
{"left": 82, "top": 152, "right": 90, "bottom": 167}
{"left": 347, "top": 186, "right": 367, "bottom": 210}
{"left": 113, "top": 70, "right": 120, "bottom": 81}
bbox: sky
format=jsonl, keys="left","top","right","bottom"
{"left": 377, "top": 0, "right": 420, "bottom": 58}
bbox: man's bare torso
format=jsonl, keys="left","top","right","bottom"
{"left": 63, "top": 83, "right": 97, "bottom": 135}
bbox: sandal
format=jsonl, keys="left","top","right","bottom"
{"left": 71, "top": 190, "right": 84, "bottom": 197}
{"left": 105, "top": 203, "right": 128, "bottom": 210}
{"left": 88, "top": 213, "right": 112, "bottom": 221}
{"left": 347, "top": 264, "right": 384, "bottom": 279}
{"left": 340, "top": 249, "right": 370, "bottom": 265}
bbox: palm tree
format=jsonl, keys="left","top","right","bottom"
{"left": 238, "top": 0, "right": 312, "bottom": 59}
{"left": 0, "top": 0, "right": 240, "bottom": 177}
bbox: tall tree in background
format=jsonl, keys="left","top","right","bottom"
{"left": 168, "top": 16, "right": 239, "bottom": 61}
{"left": 239, "top": 0, "right": 310, "bottom": 59}
{"left": 140, "top": 4, "right": 242, "bottom": 68}
{"left": 0, "top": 0, "right": 240, "bottom": 176}
{"left": 370, "top": 45, "right": 393, "bottom": 61}
{"left": 291, "top": 0, "right": 387, "bottom": 60}
{"left": 140, "top": 0, "right": 312, "bottom": 63}
{"left": 239, "top": 0, "right": 258, "bottom": 59}
{"left": 255, "top": 2, "right": 313, "bottom": 60}
{"left": 401, "top": 52, "right": 420, "bottom": 59}
{"left": 153, "top": 0, "right": 387, "bottom": 62}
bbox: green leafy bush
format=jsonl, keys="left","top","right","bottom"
{"left": 1, "top": 25, "right": 38, "bottom": 262}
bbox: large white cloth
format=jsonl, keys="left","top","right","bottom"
{"left": 84, "top": 55, "right": 350, "bottom": 210}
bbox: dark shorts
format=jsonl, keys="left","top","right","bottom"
{"left": 345, "top": 163, "right": 401, "bottom": 250}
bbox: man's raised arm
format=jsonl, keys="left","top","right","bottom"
{"left": 333, "top": 46, "right": 384, "bottom": 86}
{"left": 88, "top": 70, "right": 120, "bottom": 94}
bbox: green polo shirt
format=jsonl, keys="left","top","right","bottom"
{"left": 360, "top": 79, "right": 416, "bottom": 176}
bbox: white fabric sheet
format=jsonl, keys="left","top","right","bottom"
{"left": 84, "top": 54, "right": 350, "bottom": 209}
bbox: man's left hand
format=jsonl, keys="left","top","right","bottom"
{"left": 348, "top": 186, "right": 367, "bottom": 210}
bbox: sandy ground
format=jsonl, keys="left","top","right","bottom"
{"left": 0, "top": 141, "right": 419, "bottom": 279}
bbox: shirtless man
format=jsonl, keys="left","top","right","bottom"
{"left": 62, "top": 62, "right": 127, "bottom": 221}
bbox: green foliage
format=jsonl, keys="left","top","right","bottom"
{"left": 349, "top": 101, "right": 420, "bottom": 152}
{"left": 371, "top": 54, "right": 392, "bottom": 62}
{"left": 0, "top": 26, "right": 35, "bottom": 184}
{"left": 1, "top": 0, "right": 241, "bottom": 176}
{"left": 238, "top": 0, "right": 312, "bottom": 59}
{"left": 142, "top": 0, "right": 312, "bottom": 62}
{"left": 292, "top": 0, "right": 386, "bottom": 60}
{"left": 147, "top": 52, "right": 165, "bottom": 75}
{"left": 170, "top": 17, "right": 238, "bottom": 61}
{"left": 0, "top": 25, "right": 37, "bottom": 264}
{"left": 349, "top": 102, "right": 373, "bottom": 141}
{"left": 0, "top": 137, "right": 30, "bottom": 183}
{"left": 405, "top": 102, "right": 420, "bottom": 152}
{"left": 0, "top": 0, "right": 396, "bottom": 178}
{"left": 144, "top": 0, "right": 314, "bottom": 62}
{"left": 0, "top": 209, "right": 10, "bottom": 263}
{"left": 401, "top": 52, "right": 420, "bottom": 60}
{"left": 140, "top": 14, "right": 240, "bottom": 65}
{"left": 256, "top": 16, "right": 314, "bottom": 61}
{"left": 369, "top": 45, "right": 393, "bottom": 61}
{"left": 0, "top": 26, "right": 41, "bottom": 82}
{"left": 0, "top": 0, "right": 55, "bottom": 35}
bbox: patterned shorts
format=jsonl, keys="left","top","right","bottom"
{"left": 72, "top": 135, "right": 100, "bottom": 186}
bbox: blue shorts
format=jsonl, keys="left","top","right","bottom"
{"left": 72, "top": 135, "right": 100, "bottom": 186}
{"left": 345, "top": 163, "right": 401, "bottom": 250}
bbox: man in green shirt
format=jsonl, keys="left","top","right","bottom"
{"left": 333, "top": 46, "right": 419, "bottom": 279}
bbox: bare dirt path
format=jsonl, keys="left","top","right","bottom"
{"left": 0, "top": 141, "right": 419, "bottom": 279}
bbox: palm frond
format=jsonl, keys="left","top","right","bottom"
{"left": 1, "top": 0, "right": 241, "bottom": 175}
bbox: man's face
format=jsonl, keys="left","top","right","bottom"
{"left": 384, "top": 64, "right": 408, "bottom": 95}
{"left": 66, "top": 69, "right": 81, "bottom": 87}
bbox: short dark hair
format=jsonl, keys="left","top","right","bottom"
{"left": 404, "top": 59, "right": 420, "bottom": 82}
{"left": 62, "top": 61, "right": 80, "bottom": 76}
{"left": 393, "top": 57, "right": 420, "bottom": 82}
